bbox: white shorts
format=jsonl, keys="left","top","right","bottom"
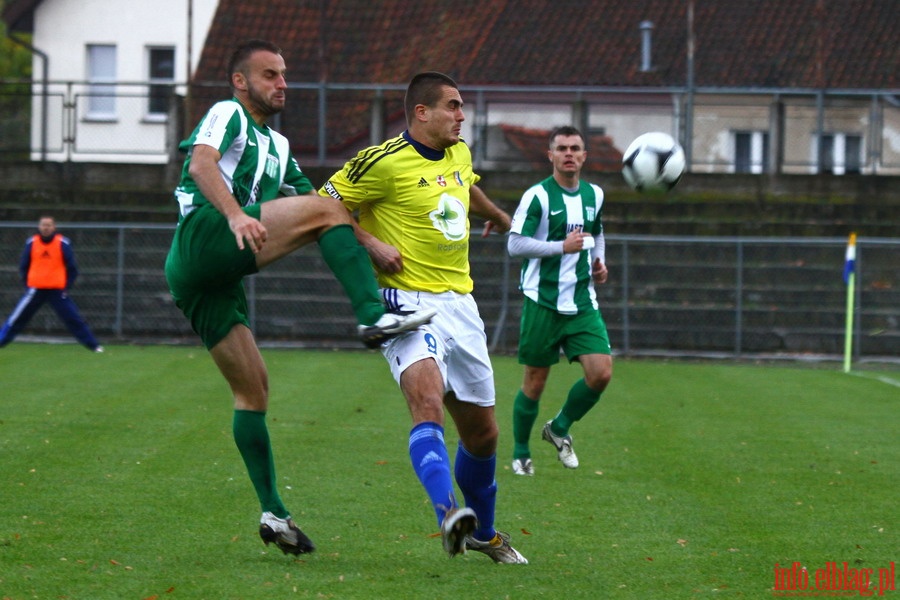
{"left": 380, "top": 289, "right": 495, "bottom": 407}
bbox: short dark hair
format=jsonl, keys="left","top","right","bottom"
{"left": 227, "top": 40, "right": 282, "bottom": 85}
{"left": 549, "top": 125, "right": 585, "bottom": 148}
{"left": 404, "top": 71, "right": 459, "bottom": 124}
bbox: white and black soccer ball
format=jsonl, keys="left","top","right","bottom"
{"left": 621, "top": 132, "right": 686, "bottom": 192}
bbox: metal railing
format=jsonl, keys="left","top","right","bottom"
{"left": 1, "top": 222, "right": 897, "bottom": 364}
{"left": 2, "top": 79, "right": 899, "bottom": 174}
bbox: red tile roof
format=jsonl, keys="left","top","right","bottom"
{"left": 186, "top": 0, "right": 898, "bottom": 158}
{"left": 6, "top": 0, "right": 895, "bottom": 90}
{"left": 196, "top": 0, "right": 899, "bottom": 89}
{"left": 501, "top": 125, "right": 623, "bottom": 172}
{"left": 1, "top": 0, "right": 40, "bottom": 31}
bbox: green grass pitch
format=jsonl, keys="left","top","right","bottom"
{"left": 1, "top": 344, "right": 897, "bottom": 599}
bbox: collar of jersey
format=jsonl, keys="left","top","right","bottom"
{"left": 402, "top": 130, "right": 445, "bottom": 162}
{"left": 232, "top": 97, "right": 270, "bottom": 132}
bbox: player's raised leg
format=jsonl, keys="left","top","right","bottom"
{"left": 256, "top": 195, "right": 435, "bottom": 343}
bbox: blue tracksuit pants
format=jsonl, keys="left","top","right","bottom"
{"left": 0, "top": 288, "right": 100, "bottom": 351}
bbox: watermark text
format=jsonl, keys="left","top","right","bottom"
{"left": 774, "top": 562, "right": 896, "bottom": 597}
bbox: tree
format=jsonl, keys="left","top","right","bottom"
{"left": 1, "top": 4, "right": 34, "bottom": 156}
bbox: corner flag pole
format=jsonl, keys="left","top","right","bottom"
{"left": 842, "top": 233, "right": 857, "bottom": 373}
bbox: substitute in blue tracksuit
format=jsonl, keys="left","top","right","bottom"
{"left": 0, "top": 215, "right": 102, "bottom": 352}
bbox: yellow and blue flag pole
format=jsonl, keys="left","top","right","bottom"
{"left": 842, "top": 233, "right": 856, "bottom": 373}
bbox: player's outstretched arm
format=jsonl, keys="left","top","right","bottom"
{"left": 470, "top": 184, "right": 511, "bottom": 237}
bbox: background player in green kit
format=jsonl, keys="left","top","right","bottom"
{"left": 164, "top": 40, "right": 433, "bottom": 556}
{"left": 507, "top": 125, "right": 613, "bottom": 476}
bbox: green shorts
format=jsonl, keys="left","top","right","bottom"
{"left": 517, "top": 296, "right": 611, "bottom": 367}
{"left": 164, "top": 203, "right": 261, "bottom": 349}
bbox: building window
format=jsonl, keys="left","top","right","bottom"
{"left": 148, "top": 47, "right": 175, "bottom": 117}
{"left": 818, "top": 133, "right": 863, "bottom": 175}
{"left": 734, "top": 131, "right": 768, "bottom": 173}
{"left": 844, "top": 135, "right": 862, "bottom": 174}
{"left": 86, "top": 44, "right": 116, "bottom": 119}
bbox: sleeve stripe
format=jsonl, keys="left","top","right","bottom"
{"left": 347, "top": 137, "right": 409, "bottom": 183}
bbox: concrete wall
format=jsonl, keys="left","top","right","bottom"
{"left": 1, "top": 162, "right": 897, "bottom": 237}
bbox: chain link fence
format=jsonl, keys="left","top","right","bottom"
{"left": 1, "top": 222, "right": 897, "bottom": 364}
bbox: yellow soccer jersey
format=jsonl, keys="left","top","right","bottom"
{"left": 320, "top": 132, "right": 480, "bottom": 294}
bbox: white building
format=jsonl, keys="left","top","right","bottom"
{"left": 5, "top": 0, "right": 218, "bottom": 163}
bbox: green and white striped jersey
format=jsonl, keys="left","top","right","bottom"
{"left": 509, "top": 176, "right": 604, "bottom": 315}
{"left": 174, "top": 98, "right": 313, "bottom": 220}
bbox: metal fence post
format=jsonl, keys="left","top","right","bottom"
{"left": 489, "top": 242, "right": 511, "bottom": 353}
{"left": 621, "top": 239, "right": 630, "bottom": 354}
{"left": 735, "top": 239, "right": 744, "bottom": 356}
{"left": 114, "top": 226, "right": 125, "bottom": 337}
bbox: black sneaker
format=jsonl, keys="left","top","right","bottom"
{"left": 541, "top": 420, "right": 579, "bottom": 468}
{"left": 259, "top": 512, "right": 315, "bottom": 555}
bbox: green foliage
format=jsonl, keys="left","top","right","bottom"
{"left": 0, "top": 17, "right": 33, "bottom": 79}
{"left": 1, "top": 345, "right": 897, "bottom": 598}
{"left": 0, "top": 14, "right": 33, "bottom": 154}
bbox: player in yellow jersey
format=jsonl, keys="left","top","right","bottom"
{"left": 320, "top": 72, "right": 527, "bottom": 564}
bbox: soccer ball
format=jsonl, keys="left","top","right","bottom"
{"left": 621, "top": 132, "right": 686, "bottom": 192}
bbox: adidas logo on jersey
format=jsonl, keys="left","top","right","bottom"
{"left": 417, "top": 177, "right": 430, "bottom": 188}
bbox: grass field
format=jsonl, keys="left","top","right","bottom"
{"left": 1, "top": 344, "right": 897, "bottom": 599}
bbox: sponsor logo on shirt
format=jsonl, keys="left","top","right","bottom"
{"left": 265, "top": 155, "right": 279, "bottom": 178}
{"left": 429, "top": 193, "right": 467, "bottom": 241}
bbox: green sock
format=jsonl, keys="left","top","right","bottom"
{"left": 317, "top": 224, "right": 385, "bottom": 326}
{"left": 233, "top": 410, "right": 288, "bottom": 518}
{"left": 553, "top": 378, "right": 602, "bottom": 436}
{"left": 512, "top": 390, "right": 540, "bottom": 459}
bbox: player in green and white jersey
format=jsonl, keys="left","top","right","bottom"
{"left": 320, "top": 72, "right": 527, "bottom": 564}
{"left": 164, "top": 40, "right": 434, "bottom": 557}
{"left": 507, "top": 125, "right": 613, "bottom": 476}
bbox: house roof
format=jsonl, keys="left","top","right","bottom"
{"left": 186, "top": 0, "right": 898, "bottom": 160}
{"left": 501, "top": 125, "right": 623, "bottom": 172}
{"left": 195, "top": 0, "right": 899, "bottom": 89}
{"left": 9, "top": 0, "right": 896, "bottom": 162}
{"left": 1, "top": 0, "right": 41, "bottom": 32}
{"left": 7, "top": 0, "right": 894, "bottom": 88}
